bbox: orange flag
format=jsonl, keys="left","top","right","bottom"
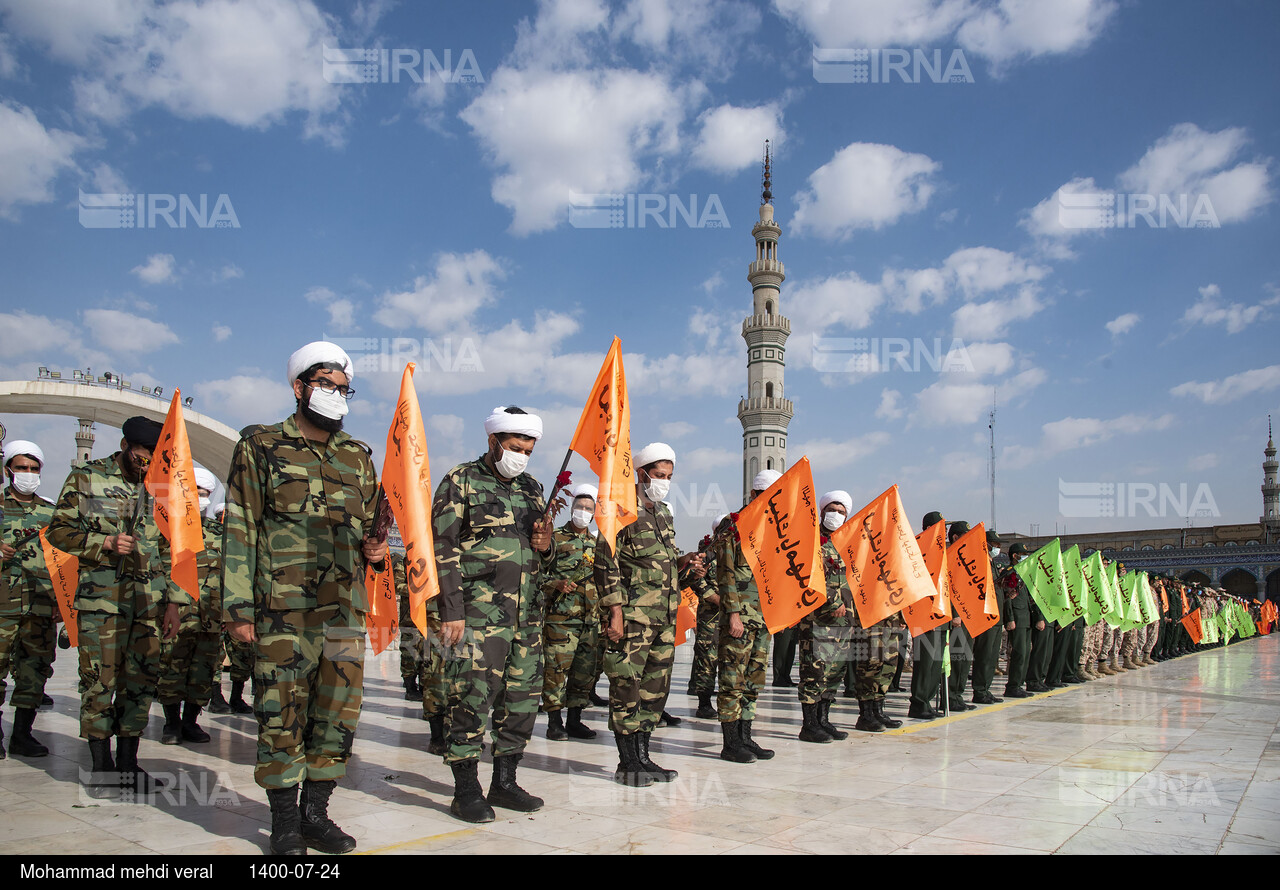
{"left": 675, "top": 587, "right": 699, "bottom": 645}
{"left": 39, "top": 528, "right": 79, "bottom": 647}
{"left": 381, "top": 363, "right": 440, "bottom": 639}
{"left": 828, "top": 485, "right": 936, "bottom": 628}
{"left": 1180, "top": 589, "right": 1190, "bottom": 615}
{"left": 733, "top": 457, "right": 827, "bottom": 634}
{"left": 902, "top": 520, "right": 951, "bottom": 637}
{"left": 946, "top": 521, "right": 998, "bottom": 636}
{"left": 1181, "top": 607, "right": 1203, "bottom": 645}
{"left": 145, "top": 390, "right": 204, "bottom": 600}
{"left": 568, "top": 337, "right": 637, "bottom": 554}
{"left": 1159, "top": 586, "right": 1169, "bottom": 612}
{"left": 364, "top": 563, "right": 398, "bottom": 655}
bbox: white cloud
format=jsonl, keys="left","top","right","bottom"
{"left": 791, "top": 142, "right": 940, "bottom": 239}
{"left": 1002, "top": 411, "right": 1176, "bottom": 469}
{"left": 83, "top": 308, "right": 179, "bottom": 353}
{"left": 957, "top": 0, "right": 1118, "bottom": 69}
{"left": 1187, "top": 453, "right": 1219, "bottom": 472}
{"left": 0, "top": 101, "right": 84, "bottom": 219}
{"left": 943, "top": 246, "right": 1049, "bottom": 299}
{"left": 912, "top": 367, "right": 1046, "bottom": 427}
{"left": 1181, "top": 284, "right": 1270, "bottom": 335}
{"left": 772, "top": 0, "right": 970, "bottom": 47}
{"left": 690, "top": 103, "right": 785, "bottom": 175}
{"left": 89, "top": 161, "right": 130, "bottom": 195}
{"left": 212, "top": 325, "right": 232, "bottom": 343}
{"left": 679, "top": 446, "right": 738, "bottom": 474}
{"left": 875, "top": 388, "right": 904, "bottom": 420}
{"left": 194, "top": 374, "right": 295, "bottom": 425}
{"left": 1105, "top": 312, "right": 1140, "bottom": 337}
{"left": 790, "top": 432, "right": 893, "bottom": 470}
{"left": 1020, "top": 176, "right": 1104, "bottom": 257}
{"left": 305, "top": 286, "right": 357, "bottom": 334}
{"left": 951, "top": 287, "right": 1043, "bottom": 340}
{"left": 881, "top": 266, "right": 948, "bottom": 314}
{"left": 788, "top": 271, "right": 885, "bottom": 337}
{"left": 0, "top": 31, "right": 17, "bottom": 78}
{"left": 461, "top": 66, "right": 691, "bottom": 234}
{"left": 1170, "top": 365, "right": 1280, "bottom": 405}
{"left": 217, "top": 264, "right": 244, "bottom": 281}
{"left": 660, "top": 420, "right": 697, "bottom": 440}
{"left": 373, "top": 251, "right": 506, "bottom": 332}
{"left": 130, "top": 253, "right": 177, "bottom": 285}
{"left": 0, "top": 310, "right": 82, "bottom": 358}
{"left": 1117, "top": 123, "right": 1272, "bottom": 225}
{"left": 614, "top": 0, "right": 762, "bottom": 70}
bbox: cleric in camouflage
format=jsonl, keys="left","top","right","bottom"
{"left": 715, "top": 511, "right": 769, "bottom": 724}
{"left": 157, "top": 509, "right": 223, "bottom": 708}
{"left": 541, "top": 507, "right": 602, "bottom": 714}
{"left": 798, "top": 538, "right": 853, "bottom": 706}
{"left": 47, "top": 421, "right": 185, "bottom": 741}
{"left": 221, "top": 394, "right": 384, "bottom": 790}
{"left": 1, "top": 463, "right": 58, "bottom": 714}
{"left": 432, "top": 440, "right": 550, "bottom": 764}
{"left": 686, "top": 527, "right": 721, "bottom": 701}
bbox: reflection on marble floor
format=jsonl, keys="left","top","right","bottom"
{"left": 1, "top": 634, "right": 1277, "bottom": 855}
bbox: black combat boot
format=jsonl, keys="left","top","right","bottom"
{"left": 39, "top": 693, "right": 54, "bottom": 708}
{"left": 299, "top": 780, "right": 356, "bottom": 854}
{"left": 427, "top": 715, "right": 448, "bottom": 756}
{"left": 695, "top": 693, "right": 716, "bottom": 719}
{"left": 589, "top": 690, "right": 609, "bottom": 708}
{"left": 636, "top": 732, "right": 677, "bottom": 782}
{"left": 208, "top": 682, "right": 231, "bottom": 714}
{"left": 907, "top": 701, "right": 937, "bottom": 719}
{"left": 817, "top": 700, "right": 849, "bottom": 740}
{"left": 855, "top": 700, "right": 886, "bottom": 733}
{"left": 266, "top": 786, "right": 307, "bottom": 856}
{"left": 658, "top": 710, "right": 681, "bottom": 727}
{"left": 488, "top": 754, "right": 544, "bottom": 812}
{"left": 9, "top": 707, "right": 49, "bottom": 757}
{"left": 719, "top": 721, "right": 756, "bottom": 763}
{"left": 229, "top": 680, "right": 253, "bottom": 715}
{"left": 565, "top": 706, "right": 596, "bottom": 739}
{"left": 83, "top": 737, "right": 118, "bottom": 799}
{"left": 116, "top": 736, "right": 166, "bottom": 794}
{"left": 0, "top": 709, "right": 5, "bottom": 760}
{"left": 160, "top": 703, "right": 183, "bottom": 745}
{"left": 872, "top": 699, "right": 902, "bottom": 729}
{"left": 740, "top": 719, "right": 774, "bottom": 759}
{"left": 181, "top": 702, "right": 211, "bottom": 743}
{"left": 545, "top": 709, "right": 568, "bottom": 740}
{"left": 613, "top": 732, "right": 656, "bottom": 787}
{"left": 402, "top": 676, "right": 419, "bottom": 701}
{"left": 798, "top": 703, "right": 833, "bottom": 743}
{"left": 449, "top": 760, "right": 496, "bottom": 822}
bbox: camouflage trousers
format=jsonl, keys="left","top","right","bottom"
{"left": 1, "top": 609, "right": 58, "bottom": 710}
{"left": 1118, "top": 629, "right": 1138, "bottom": 659}
{"left": 542, "top": 618, "right": 600, "bottom": 712}
{"left": 78, "top": 608, "right": 163, "bottom": 740}
{"left": 604, "top": 620, "right": 674, "bottom": 735}
{"left": 0, "top": 610, "right": 18, "bottom": 708}
{"left": 853, "top": 623, "right": 900, "bottom": 702}
{"left": 420, "top": 614, "right": 450, "bottom": 719}
{"left": 688, "top": 601, "right": 719, "bottom": 695}
{"left": 1082, "top": 621, "right": 1104, "bottom": 666}
{"left": 400, "top": 621, "right": 427, "bottom": 681}
{"left": 157, "top": 611, "right": 220, "bottom": 706}
{"left": 1097, "top": 623, "right": 1116, "bottom": 662}
{"left": 1139, "top": 622, "right": 1160, "bottom": 658}
{"left": 717, "top": 620, "right": 767, "bottom": 723}
{"left": 445, "top": 622, "right": 542, "bottom": 763}
{"left": 253, "top": 608, "right": 364, "bottom": 790}
{"left": 219, "top": 631, "right": 254, "bottom": 683}
{"left": 797, "top": 622, "right": 851, "bottom": 705}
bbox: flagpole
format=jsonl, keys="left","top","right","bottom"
{"left": 545, "top": 448, "right": 575, "bottom": 517}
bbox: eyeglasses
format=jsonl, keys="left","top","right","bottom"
{"left": 306, "top": 379, "right": 355, "bottom": 400}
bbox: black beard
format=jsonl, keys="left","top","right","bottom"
{"left": 300, "top": 393, "right": 344, "bottom": 433}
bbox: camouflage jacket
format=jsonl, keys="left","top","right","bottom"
{"left": 690, "top": 533, "right": 720, "bottom": 605}
{"left": 188, "top": 518, "right": 223, "bottom": 629}
{"left": 2, "top": 489, "right": 56, "bottom": 615}
{"left": 47, "top": 453, "right": 183, "bottom": 614}
{"left": 542, "top": 522, "right": 600, "bottom": 624}
{"left": 810, "top": 539, "right": 854, "bottom": 628}
{"left": 715, "top": 516, "right": 765, "bottom": 628}
{"left": 221, "top": 416, "right": 381, "bottom": 624}
{"left": 432, "top": 455, "right": 549, "bottom": 628}
{"left": 596, "top": 500, "right": 694, "bottom": 627}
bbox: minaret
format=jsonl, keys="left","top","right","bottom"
{"left": 738, "top": 141, "right": 793, "bottom": 503}
{"left": 1263, "top": 416, "right": 1279, "bottom": 542}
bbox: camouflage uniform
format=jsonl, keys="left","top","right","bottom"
{"left": 596, "top": 501, "right": 684, "bottom": 734}
{"left": 221, "top": 417, "right": 380, "bottom": 789}
{"left": 797, "top": 540, "right": 853, "bottom": 705}
{"left": 47, "top": 453, "right": 185, "bottom": 740}
{"left": 219, "top": 630, "right": 255, "bottom": 684}
{"left": 157, "top": 518, "right": 223, "bottom": 706}
{"left": 855, "top": 616, "right": 902, "bottom": 703}
{"left": 541, "top": 522, "right": 601, "bottom": 712}
{"left": 715, "top": 519, "right": 769, "bottom": 723}
{"left": 433, "top": 455, "right": 547, "bottom": 763}
{"left": 395, "top": 553, "right": 428, "bottom": 686}
{"left": 686, "top": 535, "right": 720, "bottom": 696}
{"left": 394, "top": 554, "right": 448, "bottom": 719}
{"left": 2, "top": 489, "right": 58, "bottom": 710}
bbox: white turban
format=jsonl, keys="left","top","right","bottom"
{"left": 2, "top": 440, "right": 44, "bottom": 468}
{"left": 572, "top": 483, "right": 599, "bottom": 501}
{"left": 483, "top": 406, "right": 543, "bottom": 440}
{"left": 713, "top": 513, "right": 728, "bottom": 533}
{"left": 193, "top": 467, "right": 219, "bottom": 492}
{"left": 207, "top": 501, "right": 226, "bottom": 518}
{"left": 819, "top": 490, "right": 853, "bottom": 515}
{"left": 752, "top": 469, "right": 782, "bottom": 492}
{"left": 634, "top": 442, "right": 676, "bottom": 469}
{"left": 287, "top": 341, "right": 354, "bottom": 388}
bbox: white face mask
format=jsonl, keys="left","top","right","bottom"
{"left": 199, "top": 496, "right": 211, "bottom": 512}
{"left": 644, "top": 478, "right": 671, "bottom": 502}
{"left": 822, "top": 510, "right": 845, "bottom": 532}
{"left": 572, "top": 509, "right": 594, "bottom": 529}
{"left": 990, "top": 546, "right": 1001, "bottom": 558}
{"left": 307, "top": 385, "right": 350, "bottom": 420}
{"left": 10, "top": 472, "right": 40, "bottom": 495}
{"left": 495, "top": 447, "right": 529, "bottom": 478}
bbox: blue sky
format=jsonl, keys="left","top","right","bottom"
{"left": 1, "top": 0, "right": 1277, "bottom": 548}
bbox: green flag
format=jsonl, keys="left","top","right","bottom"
{"left": 1202, "top": 611, "right": 1219, "bottom": 644}
{"left": 1013, "top": 538, "right": 1071, "bottom": 625}
{"left": 1220, "top": 610, "right": 1233, "bottom": 645}
{"left": 1137, "top": 572, "right": 1160, "bottom": 624}
{"left": 1059, "top": 545, "right": 1087, "bottom": 627}
{"left": 1080, "top": 552, "right": 1104, "bottom": 625}
{"left": 1103, "top": 562, "right": 1125, "bottom": 628}
{"left": 1118, "top": 573, "right": 1146, "bottom": 632}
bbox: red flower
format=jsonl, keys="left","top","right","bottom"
{"left": 556, "top": 470, "right": 573, "bottom": 488}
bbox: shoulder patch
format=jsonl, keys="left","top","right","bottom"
{"left": 345, "top": 438, "right": 374, "bottom": 456}
{"left": 239, "top": 423, "right": 282, "bottom": 440}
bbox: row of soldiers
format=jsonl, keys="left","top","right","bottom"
{"left": 3, "top": 340, "right": 1274, "bottom": 858}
